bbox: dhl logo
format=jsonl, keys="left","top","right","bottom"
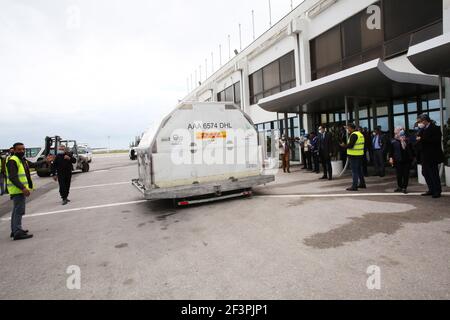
{"left": 196, "top": 131, "right": 227, "bottom": 140}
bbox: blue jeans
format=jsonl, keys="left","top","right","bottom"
{"left": 11, "top": 194, "right": 26, "bottom": 234}
{"left": 349, "top": 156, "right": 365, "bottom": 189}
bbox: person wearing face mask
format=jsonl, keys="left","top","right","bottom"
{"left": 415, "top": 114, "right": 445, "bottom": 199}
{"left": 304, "top": 134, "right": 313, "bottom": 171}
{"left": 389, "top": 127, "right": 415, "bottom": 194}
{"left": 340, "top": 124, "right": 366, "bottom": 191}
{"left": 371, "top": 127, "right": 386, "bottom": 177}
{"left": 51, "top": 145, "right": 77, "bottom": 205}
{"left": 5, "top": 142, "right": 54, "bottom": 240}
{"left": 318, "top": 126, "right": 333, "bottom": 180}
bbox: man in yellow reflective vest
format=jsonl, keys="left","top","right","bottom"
{"left": 6, "top": 142, "right": 54, "bottom": 240}
{"left": 340, "top": 124, "right": 367, "bottom": 192}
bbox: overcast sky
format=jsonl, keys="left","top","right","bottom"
{"left": 0, "top": 0, "right": 304, "bottom": 149}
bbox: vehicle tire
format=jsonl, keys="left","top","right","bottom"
{"left": 36, "top": 169, "right": 50, "bottom": 178}
{"left": 82, "top": 162, "right": 90, "bottom": 172}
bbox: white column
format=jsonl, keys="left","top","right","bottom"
{"left": 240, "top": 59, "right": 251, "bottom": 114}
{"left": 445, "top": 77, "right": 450, "bottom": 122}
{"left": 297, "top": 25, "right": 312, "bottom": 132}
{"left": 444, "top": 0, "right": 450, "bottom": 123}
{"left": 298, "top": 30, "right": 312, "bottom": 85}
{"left": 444, "top": 0, "right": 450, "bottom": 33}
{"left": 293, "top": 33, "right": 302, "bottom": 87}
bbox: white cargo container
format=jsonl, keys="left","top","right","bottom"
{"left": 132, "top": 102, "right": 275, "bottom": 204}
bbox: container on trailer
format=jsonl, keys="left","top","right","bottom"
{"left": 131, "top": 102, "right": 275, "bottom": 202}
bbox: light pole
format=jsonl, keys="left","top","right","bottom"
{"left": 228, "top": 34, "right": 231, "bottom": 60}
{"left": 268, "top": 0, "right": 272, "bottom": 27}
{"left": 252, "top": 10, "right": 256, "bottom": 40}
{"left": 239, "top": 23, "right": 242, "bottom": 51}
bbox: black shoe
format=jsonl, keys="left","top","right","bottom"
{"left": 358, "top": 185, "right": 367, "bottom": 189}
{"left": 66, "top": 199, "right": 71, "bottom": 202}
{"left": 394, "top": 188, "right": 402, "bottom": 193}
{"left": 62, "top": 199, "right": 69, "bottom": 206}
{"left": 328, "top": 178, "right": 333, "bottom": 181}
{"left": 421, "top": 192, "right": 433, "bottom": 197}
{"left": 10, "top": 229, "right": 29, "bottom": 238}
{"left": 432, "top": 194, "right": 442, "bottom": 199}
{"left": 403, "top": 189, "right": 408, "bottom": 194}
{"left": 346, "top": 187, "right": 358, "bottom": 192}
{"left": 13, "top": 230, "right": 33, "bottom": 241}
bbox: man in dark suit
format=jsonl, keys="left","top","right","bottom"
{"left": 372, "top": 127, "right": 386, "bottom": 177}
{"left": 318, "top": 126, "right": 333, "bottom": 180}
{"left": 416, "top": 114, "right": 445, "bottom": 199}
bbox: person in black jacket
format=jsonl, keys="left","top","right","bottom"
{"left": 372, "top": 127, "right": 386, "bottom": 177}
{"left": 416, "top": 114, "right": 445, "bottom": 198}
{"left": 51, "top": 145, "right": 76, "bottom": 205}
{"left": 310, "top": 133, "right": 320, "bottom": 174}
{"left": 318, "top": 126, "right": 333, "bottom": 180}
{"left": 389, "top": 127, "right": 415, "bottom": 194}
{"left": 361, "top": 127, "right": 371, "bottom": 177}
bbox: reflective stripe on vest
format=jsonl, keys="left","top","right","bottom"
{"left": 347, "top": 131, "right": 365, "bottom": 157}
{"left": 5, "top": 155, "right": 32, "bottom": 195}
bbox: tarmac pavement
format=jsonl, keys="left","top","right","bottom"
{"left": 0, "top": 153, "right": 449, "bottom": 300}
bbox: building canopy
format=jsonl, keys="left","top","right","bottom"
{"left": 258, "top": 58, "right": 439, "bottom": 114}
{"left": 407, "top": 34, "right": 450, "bottom": 78}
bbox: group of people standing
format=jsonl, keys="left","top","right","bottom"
{"left": 0, "top": 143, "right": 76, "bottom": 241}
{"left": 279, "top": 113, "right": 445, "bottom": 198}
{"left": 286, "top": 126, "right": 334, "bottom": 180}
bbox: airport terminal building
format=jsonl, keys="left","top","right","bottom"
{"left": 183, "top": 0, "right": 450, "bottom": 161}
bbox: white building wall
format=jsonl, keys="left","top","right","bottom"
{"left": 306, "top": 0, "right": 378, "bottom": 40}
{"left": 183, "top": 0, "right": 448, "bottom": 133}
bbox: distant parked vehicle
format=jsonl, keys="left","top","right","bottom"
{"left": 25, "top": 147, "right": 43, "bottom": 161}
{"left": 78, "top": 145, "right": 93, "bottom": 163}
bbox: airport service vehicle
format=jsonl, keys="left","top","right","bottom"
{"left": 132, "top": 102, "right": 275, "bottom": 206}
{"left": 1, "top": 148, "right": 42, "bottom": 162}
{"left": 77, "top": 144, "right": 93, "bottom": 163}
{"left": 35, "top": 136, "right": 90, "bottom": 177}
